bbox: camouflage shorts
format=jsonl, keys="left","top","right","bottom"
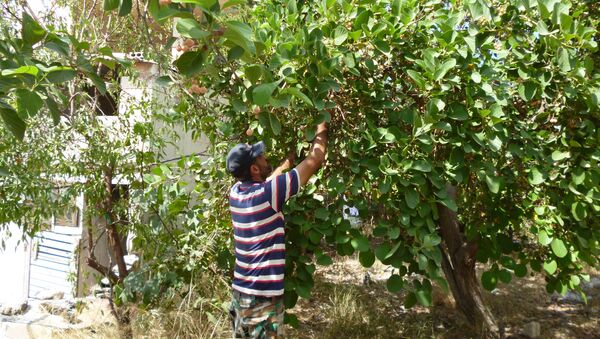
{"left": 229, "top": 290, "right": 285, "bottom": 339}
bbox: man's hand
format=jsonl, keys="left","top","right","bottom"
{"left": 266, "top": 150, "right": 296, "bottom": 181}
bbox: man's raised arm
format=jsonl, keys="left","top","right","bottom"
{"left": 295, "top": 121, "right": 328, "bottom": 186}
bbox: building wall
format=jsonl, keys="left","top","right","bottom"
{"left": 0, "top": 223, "right": 30, "bottom": 303}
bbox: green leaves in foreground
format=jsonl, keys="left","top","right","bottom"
{"left": 550, "top": 239, "right": 568, "bottom": 258}
{"left": 481, "top": 271, "right": 498, "bottom": 291}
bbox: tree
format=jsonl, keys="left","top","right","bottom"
{"left": 132, "top": 0, "right": 599, "bottom": 334}
{"left": 1, "top": 0, "right": 598, "bottom": 336}
{"left": 0, "top": 1, "right": 178, "bottom": 336}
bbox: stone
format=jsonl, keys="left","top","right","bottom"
{"left": 35, "top": 290, "right": 64, "bottom": 300}
{"left": 523, "top": 321, "right": 541, "bottom": 338}
{"left": 582, "top": 277, "right": 600, "bottom": 290}
{"left": 0, "top": 300, "right": 28, "bottom": 316}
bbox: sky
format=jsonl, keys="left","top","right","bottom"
{"left": 27, "top": 0, "right": 71, "bottom": 28}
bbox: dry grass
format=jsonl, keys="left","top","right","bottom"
{"left": 288, "top": 255, "right": 600, "bottom": 339}
{"left": 131, "top": 306, "right": 230, "bottom": 339}
{"left": 51, "top": 261, "right": 599, "bottom": 339}
{"left": 51, "top": 272, "right": 232, "bottom": 339}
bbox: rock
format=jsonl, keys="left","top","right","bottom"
{"left": 582, "top": 277, "right": 600, "bottom": 290}
{"left": 40, "top": 300, "right": 74, "bottom": 315}
{"left": 363, "top": 272, "right": 372, "bottom": 286}
{"left": 0, "top": 300, "right": 28, "bottom": 316}
{"left": 35, "top": 290, "right": 65, "bottom": 300}
{"left": 552, "top": 291, "right": 591, "bottom": 304}
{"left": 523, "top": 321, "right": 541, "bottom": 338}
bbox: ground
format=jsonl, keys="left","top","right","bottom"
{"left": 13, "top": 255, "right": 596, "bottom": 339}
{"left": 288, "top": 256, "right": 599, "bottom": 339}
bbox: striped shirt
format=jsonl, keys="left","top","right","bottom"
{"left": 229, "top": 169, "right": 301, "bottom": 297}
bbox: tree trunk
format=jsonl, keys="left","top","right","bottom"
{"left": 437, "top": 185, "right": 499, "bottom": 337}
{"left": 103, "top": 167, "right": 129, "bottom": 281}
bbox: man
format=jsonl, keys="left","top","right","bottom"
{"left": 226, "top": 121, "right": 328, "bottom": 338}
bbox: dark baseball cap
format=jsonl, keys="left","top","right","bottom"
{"left": 226, "top": 141, "right": 266, "bottom": 176}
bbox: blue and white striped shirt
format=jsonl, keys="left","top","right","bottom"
{"left": 229, "top": 169, "right": 301, "bottom": 297}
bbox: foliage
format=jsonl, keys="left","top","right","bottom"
{"left": 147, "top": 0, "right": 600, "bottom": 314}
{"left": 119, "top": 153, "right": 234, "bottom": 307}
{"left": 1, "top": 0, "right": 599, "bottom": 331}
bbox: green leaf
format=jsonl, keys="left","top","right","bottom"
{"left": 224, "top": 21, "right": 255, "bottom": 55}
{"left": 528, "top": 167, "right": 545, "bottom": 185}
{"left": 488, "top": 135, "right": 502, "bottom": 152}
{"left": 16, "top": 89, "right": 44, "bottom": 118}
{"left": 283, "top": 290, "right": 298, "bottom": 308}
{"left": 22, "top": 13, "right": 46, "bottom": 45}
{"left": 375, "top": 243, "right": 392, "bottom": 261}
{"left": 176, "top": 18, "right": 209, "bottom": 39}
{"left": 411, "top": 160, "right": 432, "bottom": 172}
{"left": 518, "top": 82, "right": 537, "bottom": 101}
{"left": 281, "top": 87, "right": 313, "bottom": 107}
{"left": 296, "top": 284, "right": 311, "bottom": 299}
{"left": 268, "top": 113, "right": 281, "bottom": 135}
{"left": 359, "top": 250, "right": 375, "bottom": 268}
{"left": 104, "top": 0, "right": 119, "bottom": 10}
{"left": 485, "top": 174, "right": 501, "bottom": 194}
{"left": 308, "top": 230, "right": 322, "bottom": 244}
{"left": 46, "top": 67, "right": 77, "bottom": 83}
{"left": 407, "top": 70, "right": 425, "bottom": 89}
{"left": 415, "top": 288, "right": 432, "bottom": 306}
{"left": 87, "top": 73, "right": 107, "bottom": 95}
{"left": 514, "top": 264, "right": 527, "bottom": 278}
{"left": 551, "top": 150, "right": 570, "bottom": 161}
{"left": 434, "top": 58, "right": 456, "bottom": 81}
{"left": 386, "top": 274, "right": 403, "bottom": 293}
{"left": 404, "top": 188, "right": 419, "bottom": 209}
{"left": 571, "top": 202, "right": 587, "bottom": 221}
{"left": 464, "top": 36, "right": 477, "bottom": 53}
{"left": 0, "top": 102, "right": 26, "bottom": 140}
{"left": 550, "top": 238, "right": 568, "bottom": 258}
{"left": 1, "top": 66, "right": 39, "bottom": 76}
{"left": 471, "top": 71, "right": 481, "bottom": 83}
{"left": 155, "top": 75, "right": 173, "bottom": 87}
{"left": 404, "top": 292, "right": 417, "bottom": 308}
{"left": 316, "top": 253, "right": 333, "bottom": 266}
{"left": 557, "top": 48, "right": 572, "bottom": 73}
{"left": 222, "top": 0, "right": 246, "bottom": 9}
{"left": 174, "top": 51, "right": 205, "bottom": 76}
{"left": 440, "top": 198, "right": 458, "bottom": 212}
{"left": 481, "top": 271, "right": 497, "bottom": 291}
{"left": 333, "top": 26, "right": 348, "bottom": 45}
{"left": 536, "top": 20, "right": 549, "bottom": 35}
{"left": 448, "top": 103, "right": 468, "bottom": 121}
{"left": 498, "top": 269, "right": 512, "bottom": 284}
{"left": 314, "top": 208, "right": 329, "bottom": 220}
{"left": 173, "top": 0, "right": 217, "bottom": 8}
{"left": 538, "top": 230, "right": 552, "bottom": 246}
{"left": 45, "top": 96, "right": 61, "bottom": 125}
{"left": 118, "top": 0, "right": 132, "bottom": 16}
{"left": 350, "top": 235, "right": 370, "bottom": 252}
{"left": 571, "top": 168, "right": 585, "bottom": 185}
{"left": 543, "top": 260, "right": 557, "bottom": 274}
{"left": 252, "top": 82, "right": 279, "bottom": 106}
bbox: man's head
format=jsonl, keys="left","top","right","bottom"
{"left": 226, "top": 141, "right": 273, "bottom": 182}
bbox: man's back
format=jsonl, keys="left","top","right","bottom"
{"left": 229, "top": 169, "right": 300, "bottom": 297}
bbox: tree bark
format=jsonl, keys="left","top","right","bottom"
{"left": 437, "top": 184, "right": 499, "bottom": 337}
{"left": 103, "top": 166, "right": 128, "bottom": 282}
